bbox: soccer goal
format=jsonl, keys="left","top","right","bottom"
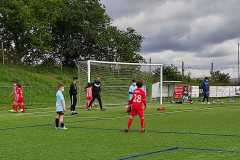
{"left": 76, "top": 60, "right": 163, "bottom": 107}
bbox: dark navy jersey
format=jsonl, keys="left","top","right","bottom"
{"left": 69, "top": 83, "right": 77, "bottom": 95}
{"left": 92, "top": 80, "right": 101, "bottom": 95}
{"left": 201, "top": 80, "right": 209, "bottom": 93}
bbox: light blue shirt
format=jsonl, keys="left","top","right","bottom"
{"left": 128, "top": 83, "right": 137, "bottom": 100}
{"left": 56, "top": 90, "right": 65, "bottom": 112}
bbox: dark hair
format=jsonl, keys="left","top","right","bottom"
{"left": 57, "top": 83, "right": 64, "bottom": 89}
{"left": 204, "top": 77, "right": 208, "bottom": 80}
{"left": 85, "top": 82, "right": 92, "bottom": 89}
{"left": 17, "top": 84, "right": 22, "bottom": 88}
{"left": 136, "top": 81, "right": 143, "bottom": 88}
{"left": 132, "top": 79, "right": 136, "bottom": 83}
{"left": 73, "top": 77, "right": 78, "bottom": 80}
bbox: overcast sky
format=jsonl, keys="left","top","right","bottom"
{"left": 101, "top": 0, "right": 240, "bottom": 78}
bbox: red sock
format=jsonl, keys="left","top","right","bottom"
{"left": 128, "top": 118, "right": 133, "bottom": 129}
{"left": 140, "top": 118, "right": 145, "bottom": 129}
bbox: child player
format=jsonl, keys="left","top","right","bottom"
{"left": 124, "top": 81, "right": 146, "bottom": 133}
{"left": 10, "top": 80, "right": 18, "bottom": 112}
{"left": 85, "top": 83, "right": 93, "bottom": 110}
{"left": 16, "top": 84, "right": 25, "bottom": 112}
{"left": 125, "top": 80, "right": 137, "bottom": 113}
{"left": 55, "top": 83, "right": 67, "bottom": 130}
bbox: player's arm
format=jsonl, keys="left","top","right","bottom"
{"left": 99, "top": 81, "right": 102, "bottom": 93}
{"left": 60, "top": 93, "right": 66, "bottom": 111}
{"left": 142, "top": 92, "right": 147, "bottom": 109}
{"left": 69, "top": 84, "right": 73, "bottom": 95}
{"left": 128, "top": 86, "right": 133, "bottom": 95}
{"left": 128, "top": 94, "right": 134, "bottom": 106}
{"left": 61, "top": 99, "right": 66, "bottom": 111}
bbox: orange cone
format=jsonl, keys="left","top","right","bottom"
{"left": 157, "top": 105, "right": 166, "bottom": 112}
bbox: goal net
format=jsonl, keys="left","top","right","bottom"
{"left": 77, "top": 60, "right": 163, "bottom": 107}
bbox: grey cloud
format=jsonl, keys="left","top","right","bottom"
{"left": 102, "top": 0, "right": 240, "bottom": 77}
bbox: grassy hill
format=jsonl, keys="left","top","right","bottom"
{"left": 0, "top": 64, "right": 78, "bottom": 109}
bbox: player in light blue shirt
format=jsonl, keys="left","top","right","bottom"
{"left": 128, "top": 80, "right": 137, "bottom": 100}
{"left": 55, "top": 83, "right": 67, "bottom": 130}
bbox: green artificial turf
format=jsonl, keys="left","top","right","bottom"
{"left": 1, "top": 103, "right": 240, "bottom": 160}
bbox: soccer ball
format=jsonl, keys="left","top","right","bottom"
{"left": 124, "top": 105, "right": 131, "bottom": 113}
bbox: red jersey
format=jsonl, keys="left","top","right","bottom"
{"left": 13, "top": 83, "right": 18, "bottom": 102}
{"left": 16, "top": 86, "right": 24, "bottom": 102}
{"left": 86, "top": 86, "right": 92, "bottom": 99}
{"left": 129, "top": 87, "right": 146, "bottom": 109}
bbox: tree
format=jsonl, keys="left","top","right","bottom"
{"left": 153, "top": 64, "right": 182, "bottom": 81}
{"left": 210, "top": 70, "right": 231, "bottom": 83}
{"left": 96, "top": 26, "right": 144, "bottom": 63}
{"left": 1, "top": 0, "right": 144, "bottom": 66}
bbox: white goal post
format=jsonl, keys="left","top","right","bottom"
{"left": 78, "top": 60, "right": 163, "bottom": 106}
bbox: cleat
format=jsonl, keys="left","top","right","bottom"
{"left": 123, "top": 129, "right": 129, "bottom": 133}
{"left": 59, "top": 127, "right": 68, "bottom": 130}
{"left": 140, "top": 129, "right": 145, "bottom": 133}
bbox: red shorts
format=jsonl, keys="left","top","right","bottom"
{"left": 17, "top": 97, "right": 24, "bottom": 105}
{"left": 130, "top": 106, "right": 144, "bottom": 117}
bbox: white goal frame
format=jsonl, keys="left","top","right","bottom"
{"left": 86, "top": 60, "right": 163, "bottom": 105}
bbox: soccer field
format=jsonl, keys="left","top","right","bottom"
{"left": 1, "top": 103, "right": 240, "bottom": 160}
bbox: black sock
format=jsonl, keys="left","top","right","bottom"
{"left": 60, "top": 123, "right": 64, "bottom": 128}
{"left": 55, "top": 118, "right": 59, "bottom": 127}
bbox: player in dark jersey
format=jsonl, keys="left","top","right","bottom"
{"left": 87, "top": 77, "right": 104, "bottom": 111}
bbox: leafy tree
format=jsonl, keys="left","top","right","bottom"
{"left": 210, "top": 70, "right": 231, "bottom": 83}
{"left": 1, "top": 0, "right": 144, "bottom": 66}
{"left": 153, "top": 64, "right": 182, "bottom": 81}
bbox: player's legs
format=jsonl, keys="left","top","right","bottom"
{"left": 59, "top": 113, "right": 67, "bottom": 129}
{"left": 73, "top": 95, "right": 77, "bottom": 111}
{"left": 138, "top": 109, "right": 145, "bottom": 132}
{"left": 96, "top": 95, "right": 103, "bottom": 110}
{"left": 86, "top": 97, "right": 93, "bottom": 110}
{"left": 12, "top": 102, "right": 17, "bottom": 112}
{"left": 59, "top": 114, "right": 64, "bottom": 128}
{"left": 127, "top": 115, "right": 134, "bottom": 130}
{"left": 55, "top": 114, "right": 60, "bottom": 128}
{"left": 87, "top": 96, "right": 96, "bottom": 110}
{"left": 70, "top": 95, "right": 74, "bottom": 111}
{"left": 202, "top": 93, "right": 206, "bottom": 102}
{"left": 20, "top": 102, "right": 25, "bottom": 112}
{"left": 125, "top": 108, "right": 136, "bottom": 132}
{"left": 206, "top": 94, "right": 209, "bottom": 102}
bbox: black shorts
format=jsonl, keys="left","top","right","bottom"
{"left": 56, "top": 111, "right": 64, "bottom": 115}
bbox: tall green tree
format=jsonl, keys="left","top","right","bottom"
{"left": 1, "top": 0, "right": 144, "bottom": 66}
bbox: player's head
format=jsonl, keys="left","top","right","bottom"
{"left": 132, "top": 79, "right": 136, "bottom": 85}
{"left": 13, "top": 80, "right": 17, "bottom": 84}
{"left": 204, "top": 77, "right": 208, "bottom": 81}
{"left": 17, "top": 83, "right": 22, "bottom": 88}
{"left": 96, "top": 76, "right": 101, "bottom": 81}
{"left": 73, "top": 77, "right": 78, "bottom": 83}
{"left": 87, "top": 82, "right": 92, "bottom": 87}
{"left": 136, "top": 81, "right": 143, "bottom": 88}
{"left": 57, "top": 83, "right": 64, "bottom": 92}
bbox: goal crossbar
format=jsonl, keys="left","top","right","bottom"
{"left": 88, "top": 60, "right": 163, "bottom": 66}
